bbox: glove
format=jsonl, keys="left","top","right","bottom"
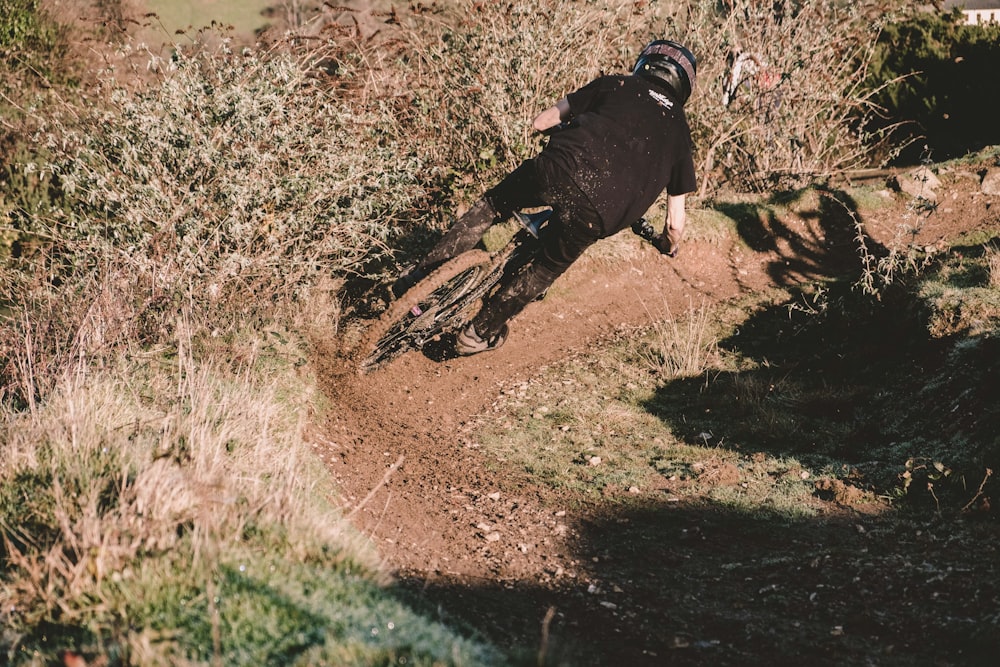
{"left": 631, "top": 218, "right": 680, "bottom": 258}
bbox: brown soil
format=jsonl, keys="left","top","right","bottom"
{"left": 315, "top": 172, "right": 1000, "bottom": 666}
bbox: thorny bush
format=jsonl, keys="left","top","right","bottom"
{"left": 2, "top": 41, "right": 427, "bottom": 404}
{"left": 382, "top": 0, "right": 911, "bottom": 197}
{"left": 676, "top": 0, "right": 910, "bottom": 193}
{"left": 1, "top": 0, "right": 917, "bottom": 405}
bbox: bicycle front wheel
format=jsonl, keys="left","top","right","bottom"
{"left": 357, "top": 250, "right": 491, "bottom": 375}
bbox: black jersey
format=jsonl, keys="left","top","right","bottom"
{"left": 539, "top": 74, "right": 696, "bottom": 234}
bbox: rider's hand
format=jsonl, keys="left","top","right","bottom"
{"left": 661, "top": 225, "right": 684, "bottom": 258}
{"left": 632, "top": 218, "right": 680, "bottom": 258}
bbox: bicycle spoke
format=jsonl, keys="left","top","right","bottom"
{"left": 357, "top": 251, "right": 493, "bottom": 374}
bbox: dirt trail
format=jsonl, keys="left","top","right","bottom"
{"left": 320, "top": 233, "right": 766, "bottom": 573}
{"left": 313, "top": 181, "right": 1000, "bottom": 665}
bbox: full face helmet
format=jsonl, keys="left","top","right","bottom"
{"left": 632, "top": 39, "right": 697, "bottom": 105}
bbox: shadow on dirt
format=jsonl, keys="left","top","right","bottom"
{"left": 714, "top": 186, "right": 875, "bottom": 288}
{"left": 384, "top": 188, "right": 1000, "bottom": 665}
{"left": 645, "top": 278, "right": 937, "bottom": 474}
{"left": 381, "top": 187, "right": 1000, "bottom": 667}
{"left": 396, "top": 498, "right": 999, "bottom": 666}
{"left": 671, "top": 187, "right": 999, "bottom": 498}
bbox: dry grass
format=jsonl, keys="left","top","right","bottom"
{"left": 1, "top": 330, "right": 370, "bottom": 621}
{"left": 0, "top": 326, "right": 501, "bottom": 663}
{"left": 639, "top": 298, "right": 721, "bottom": 380}
{"left": 988, "top": 243, "right": 1000, "bottom": 288}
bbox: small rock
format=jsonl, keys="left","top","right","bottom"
{"left": 588, "top": 456, "right": 602, "bottom": 466}
{"left": 892, "top": 166, "right": 941, "bottom": 201}
{"left": 982, "top": 167, "right": 1000, "bottom": 196}
{"left": 484, "top": 531, "right": 501, "bottom": 542}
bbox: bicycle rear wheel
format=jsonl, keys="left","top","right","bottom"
{"left": 357, "top": 250, "right": 491, "bottom": 375}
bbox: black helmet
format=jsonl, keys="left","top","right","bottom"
{"left": 632, "top": 39, "right": 697, "bottom": 105}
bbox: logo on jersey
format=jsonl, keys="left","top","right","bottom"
{"left": 648, "top": 89, "right": 674, "bottom": 109}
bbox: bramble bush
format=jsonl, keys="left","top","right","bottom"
{"left": 383, "top": 0, "right": 910, "bottom": 196}
{"left": 675, "top": 0, "right": 909, "bottom": 192}
{"left": 390, "top": 0, "right": 653, "bottom": 190}
{"left": 2, "top": 39, "right": 428, "bottom": 403}
{"left": 0, "top": 0, "right": 926, "bottom": 404}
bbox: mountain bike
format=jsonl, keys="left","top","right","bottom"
{"left": 355, "top": 209, "right": 553, "bottom": 375}
{"left": 356, "top": 212, "right": 665, "bottom": 375}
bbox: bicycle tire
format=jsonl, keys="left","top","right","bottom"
{"left": 357, "top": 250, "right": 492, "bottom": 375}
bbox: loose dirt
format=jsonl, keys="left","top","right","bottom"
{"left": 315, "top": 172, "right": 999, "bottom": 666}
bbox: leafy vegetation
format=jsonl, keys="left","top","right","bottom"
{"left": 867, "top": 8, "right": 1000, "bottom": 161}
{"left": 0, "top": 0, "right": 69, "bottom": 81}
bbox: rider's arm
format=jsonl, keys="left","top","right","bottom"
{"left": 532, "top": 98, "right": 571, "bottom": 133}
{"left": 661, "top": 193, "right": 687, "bottom": 257}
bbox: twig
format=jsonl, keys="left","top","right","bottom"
{"left": 961, "top": 468, "right": 993, "bottom": 513}
{"left": 928, "top": 482, "right": 941, "bottom": 517}
{"left": 538, "top": 605, "right": 556, "bottom": 667}
{"left": 345, "top": 454, "right": 404, "bottom": 521}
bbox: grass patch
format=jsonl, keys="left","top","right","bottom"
{"left": 468, "top": 298, "right": 826, "bottom": 520}
{"left": 0, "top": 334, "right": 504, "bottom": 665}
{"left": 918, "top": 239, "right": 1000, "bottom": 338}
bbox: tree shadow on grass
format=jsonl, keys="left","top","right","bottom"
{"left": 647, "top": 279, "right": 939, "bottom": 472}
{"left": 683, "top": 185, "right": 947, "bottom": 474}
{"left": 395, "top": 498, "right": 1000, "bottom": 666}
{"left": 651, "top": 187, "right": 1000, "bottom": 500}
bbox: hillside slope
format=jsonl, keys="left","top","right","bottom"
{"left": 320, "top": 163, "right": 1000, "bottom": 666}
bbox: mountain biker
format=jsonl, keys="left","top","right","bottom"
{"left": 393, "top": 39, "right": 698, "bottom": 356}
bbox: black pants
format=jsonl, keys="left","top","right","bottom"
{"left": 420, "top": 157, "right": 603, "bottom": 339}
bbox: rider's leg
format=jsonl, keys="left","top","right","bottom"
{"left": 416, "top": 197, "right": 498, "bottom": 270}
{"left": 394, "top": 161, "right": 546, "bottom": 298}
{"left": 421, "top": 158, "right": 550, "bottom": 268}
{"left": 392, "top": 198, "right": 498, "bottom": 297}
{"left": 460, "top": 184, "right": 602, "bottom": 352}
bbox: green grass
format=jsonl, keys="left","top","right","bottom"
{"left": 917, "top": 236, "right": 1000, "bottom": 337}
